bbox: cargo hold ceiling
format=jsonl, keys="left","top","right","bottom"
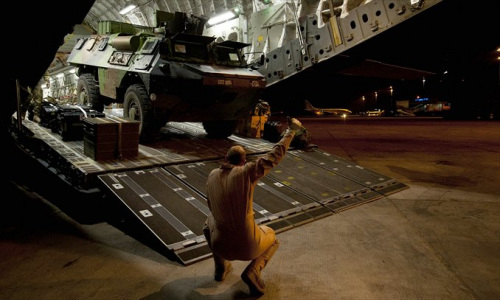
{"left": 82, "top": 0, "right": 258, "bottom": 31}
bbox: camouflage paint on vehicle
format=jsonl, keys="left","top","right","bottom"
{"left": 67, "top": 11, "right": 266, "bottom": 141}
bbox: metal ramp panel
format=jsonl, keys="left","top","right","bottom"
{"left": 284, "top": 149, "right": 408, "bottom": 212}
{"left": 98, "top": 149, "right": 407, "bottom": 265}
{"left": 164, "top": 160, "right": 330, "bottom": 232}
{"left": 267, "top": 151, "right": 376, "bottom": 205}
{"left": 98, "top": 168, "right": 212, "bottom": 265}
{"left": 289, "top": 148, "right": 408, "bottom": 196}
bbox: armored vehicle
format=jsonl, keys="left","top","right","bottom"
{"left": 67, "top": 11, "right": 265, "bottom": 141}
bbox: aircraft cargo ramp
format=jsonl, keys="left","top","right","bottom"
{"left": 253, "top": 0, "right": 444, "bottom": 87}
{"left": 14, "top": 119, "right": 407, "bottom": 265}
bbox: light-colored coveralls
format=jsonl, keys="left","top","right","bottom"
{"left": 204, "top": 128, "right": 296, "bottom": 280}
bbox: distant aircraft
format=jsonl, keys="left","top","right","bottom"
{"left": 304, "top": 100, "right": 352, "bottom": 117}
{"left": 366, "top": 109, "right": 384, "bottom": 117}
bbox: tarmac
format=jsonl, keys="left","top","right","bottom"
{"left": 1, "top": 117, "right": 499, "bottom": 300}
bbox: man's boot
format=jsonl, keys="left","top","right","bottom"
{"left": 204, "top": 221, "right": 232, "bottom": 282}
{"left": 214, "top": 258, "right": 232, "bottom": 282}
{"left": 241, "top": 239, "right": 280, "bottom": 296}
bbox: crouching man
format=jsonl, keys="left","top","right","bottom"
{"left": 203, "top": 117, "right": 303, "bottom": 296}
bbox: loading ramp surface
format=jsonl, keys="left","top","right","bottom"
{"left": 98, "top": 148, "right": 407, "bottom": 265}
{"left": 15, "top": 118, "right": 407, "bottom": 265}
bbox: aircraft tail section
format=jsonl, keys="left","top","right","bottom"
{"left": 304, "top": 99, "right": 323, "bottom": 116}
{"left": 304, "top": 100, "right": 317, "bottom": 111}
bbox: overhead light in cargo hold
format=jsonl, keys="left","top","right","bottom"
{"left": 207, "top": 7, "right": 241, "bottom": 26}
{"left": 119, "top": 4, "right": 137, "bottom": 15}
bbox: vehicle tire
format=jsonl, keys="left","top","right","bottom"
{"left": 123, "top": 84, "right": 164, "bottom": 142}
{"left": 202, "top": 120, "right": 238, "bottom": 138}
{"left": 76, "top": 73, "right": 104, "bottom": 111}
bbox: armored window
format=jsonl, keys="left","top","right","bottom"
{"left": 140, "top": 39, "right": 159, "bottom": 54}
{"left": 75, "top": 38, "right": 87, "bottom": 50}
{"left": 98, "top": 38, "right": 109, "bottom": 51}
{"left": 170, "top": 33, "right": 214, "bottom": 61}
{"left": 213, "top": 40, "right": 250, "bottom": 67}
{"left": 108, "top": 51, "right": 133, "bottom": 66}
{"left": 86, "top": 38, "right": 97, "bottom": 51}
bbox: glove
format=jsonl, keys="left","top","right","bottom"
{"left": 287, "top": 117, "right": 302, "bottom": 132}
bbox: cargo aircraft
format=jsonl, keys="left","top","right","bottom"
{"left": 304, "top": 100, "right": 352, "bottom": 117}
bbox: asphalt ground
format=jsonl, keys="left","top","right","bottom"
{"left": 1, "top": 117, "right": 499, "bottom": 300}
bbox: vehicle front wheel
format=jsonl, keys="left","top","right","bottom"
{"left": 123, "top": 84, "right": 165, "bottom": 142}
{"left": 76, "top": 73, "right": 104, "bottom": 111}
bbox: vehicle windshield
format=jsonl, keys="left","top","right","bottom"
{"left": 213, "top": 40, "right": 249, "bottom": 67}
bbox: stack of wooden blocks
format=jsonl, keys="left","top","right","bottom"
{"left": 82, "top": 117, "right": 140, "bottom": 161}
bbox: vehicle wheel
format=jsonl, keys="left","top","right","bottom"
{"left": 76, "top": 73, "right": 104, "bottom": 111}
{"left": 123, "top": 84, "right": 164, "bottom": 142}
{"left": 203, "top": 120, "right": 238, "bottom": 138}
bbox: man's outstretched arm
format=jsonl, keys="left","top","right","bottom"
{"left": 249, "top": 117, "right": 302, "bottom": 181}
